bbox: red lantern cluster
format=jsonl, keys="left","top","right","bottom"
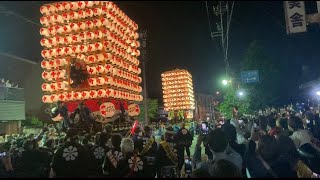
{"left": 40, "top": 1, "right": 142, "bottom": 103}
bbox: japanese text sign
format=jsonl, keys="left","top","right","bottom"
{"left": 284, "top": 1, "right": 307, "bottom": 34}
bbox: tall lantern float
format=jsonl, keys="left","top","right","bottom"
{"left": 161, "top": 69, "right": 195, "bottom": 120}
{"left": 40, "top": 1, "right": 143, "bottom": 126}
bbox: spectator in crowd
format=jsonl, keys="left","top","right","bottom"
{"left": 245, "top": 134, "right": 280, "bottom": 178}
{"left": 0, "top": 143, "right": 14, "bottom": 177}
{"left": 50, "top": 128, "right": 88, "bottom": 178}
{"left": 117, "top": 138, "right": 144, "bottom": 177}
{"left": 88, "top": 132, "right": 110, "bottom": 177}
{"left": 5, "top": 80, "right": 11, "bottom": 88}
{"left": 14, "top": 139, "right": 50, "bottom": 177}
{"left": 103, "top": 133, "right": 123, "bottom": 177}
{"left": 210, "top": 159, "right": 242, "bottom": 178}
{"left": 194, "top": 128, "right": 242, "bottom": 176}
{"left": 175, "top": 123, "right": 193, "bottom": 172}
{"left": 221, "top": 123, "right": 246, "bottom": 159}
{"left": 274, "top": 135, "right": 298, "bottom": 178}
{"left": 258, "top": 116, "right": 269, "bottom": 133}
{"left": 156, "top": 127, "right": 179, "bottom": 178}
{"left": 305, "top": 112, "right": 315, "bottom": 133}
{"left": 288, "top": 116, "right": 312, "bottom": 149}
{"left": 276, "top": 118, "right": 291, "bottom": 136}
{"left": 267, "top": 117, "right": 281, "bottom": 137}
{"left": 82, "top": 133, "right": 93, "bottom": 150}
{"left": 0, "top": 78, "right": 5, "bottom": 87}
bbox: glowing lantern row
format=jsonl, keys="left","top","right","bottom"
{"left": 95, "top": 47, "right": 140, "bottom": 66}
{"left": 163, "top": 93, "right": 194, "bottom": 98}
{"left": 42, "top": 70, "right": 67, "bottom": 81}
{"left": 40, "top": 2, "right": 100, "bottom": 15}
{"left": 40, "top": 29, "right": 140, "bottom": 51}
{"left": 40, "top": 2, "right": 138, "bottom": 31}
{"left": 162, "top": 84, "right": 193, "bottom": 90}
{"left": 42, "top": 81, "right": 69, "bottom": 92}
{"left": 161, "top": 70, "right": 192, "bottom": 77}
{"left": 165, "top": 103, "right": 195, "bottom": 107}
{"left": 40, "top": 17, "right": 139, "bottom": 40}
{"left": 162, "top": 76, "right": 192, "bottom": 82}
{"left": 83, "top": 53, "right": 107, "bottom": 64}
{"left": 105, "top": 1, "right": 138, "bottom": 31}
{"left": 40, "top": 14, "right": 139, "bottom": 40}
{"left": 42, "top": 90, "right": 142, "bottom": 103}
{"left": 86, "top": 65, "right": 104, "bottom": 75}
{"left": 163, "top": 88, "right": 193, "bottom": 93}
{"left": 86, "top": 76, "right": 142, "bottom": 92}
{"left": 95, "top": 49, "right": 140, "bottom": 66}
{"left": 85, "top": 64, "right": 141, "bottom": 83}
{"left": 164, "top": 97, "right": 195, "bottom": 102}
{"left": 107, "top": 56, "right": 141, "bottom": 74}
{"left": 41, "top": 59, "right": 67, "bottom": 69}
{"left": 165, "top": 106, "right": 195, "bottom": 111}
{"left": 162, "top": 80, "right": 192, "bottom": 86}
{"left": 41, "top": 45, "right": 140, "bottom": 66}
{"left": 41, "top": 43, "right": 103, "bottom": 58}
{"left": 112, "top": 68, "right": 142, "bottom": 83}
{"left": 104, "top": 41, "right": 140, "bottom": 58}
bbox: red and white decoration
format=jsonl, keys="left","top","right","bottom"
{"left": 99, "top": 102, "right": 116, "bottom": 118}
{"left": 128, "top": 103, "right": 140, "bottom": 116}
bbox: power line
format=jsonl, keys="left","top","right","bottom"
{"left": 224, "top": 1, "right": 235, "bottom": 64}
{"left": 0, "top": 4, "right": 41, "bottom": 27}
{"left": 205, "top": 1, "right": 214, "bottom": 38}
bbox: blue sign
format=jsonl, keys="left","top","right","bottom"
{"left": 241, "top": 70, "right": 259, "bottom": 83}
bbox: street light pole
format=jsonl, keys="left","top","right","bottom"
{"left": 139, "top": 29, "right": 149, "bottom": 125}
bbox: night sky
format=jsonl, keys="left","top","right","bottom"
{"left": 0, "top": 1, "right": 319, "bottom": 105}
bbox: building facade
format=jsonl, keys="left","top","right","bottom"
{"left": 195, "top": 93, "right": 215, "bottom": 121}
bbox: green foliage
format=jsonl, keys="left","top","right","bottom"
{"left": 241, "top": 40, "right": 281, "bottom": 110}
{"left": 23, "top": 114, "right": 44, "bottom": 127}
{"left": 138, "top": 98, "right": 159, "bottom": 122}
{"left": 218, "top": 88, "right": 251, "bottom": 119}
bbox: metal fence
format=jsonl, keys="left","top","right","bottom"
{"left": 0, "top": 87, "right": 24, "bottom": 101}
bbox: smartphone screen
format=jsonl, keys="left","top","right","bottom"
{"left": 253, "top": 123, "right": 257, "bottom": 128}
{"left": 184, "top": 158, "right": 192, "bottom": 174}
{"left": 184, "top": 158, "right": 191, "bottom": 165}
{"left": 201, "top": 123, "right": 208, "bottom": 135}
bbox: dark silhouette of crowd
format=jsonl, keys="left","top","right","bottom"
{"left": 1, "top": 105, "right": 320, "bottom": 178}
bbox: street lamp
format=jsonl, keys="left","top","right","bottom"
{"left": 222, "top": 80, "right": 228, "bottom": 85}
{"left": 238, "top": 91, "right": 244, "bottom": 96}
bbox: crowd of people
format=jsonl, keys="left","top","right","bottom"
{"left": 0, "top": 78, "right": 19, "bottom": 88}
{"left": 1, "top": 102, "right": 320, "bottom": 178}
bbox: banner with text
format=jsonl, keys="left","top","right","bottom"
{"left": 284, "top": 1, "right": 307, "bottom": 34}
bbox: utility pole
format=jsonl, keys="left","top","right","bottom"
{"left": 206, "top": 1, "right": 235, "bottom": 78}
{"left": 139, "top": 29, "right": 149, "bottom": 125}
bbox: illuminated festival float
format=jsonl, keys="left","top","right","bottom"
{"left": 39, "top": 1, "right": 142, "bottom": 130}
{"left": 161, "top": 69, "right": 195, "bottom": 123}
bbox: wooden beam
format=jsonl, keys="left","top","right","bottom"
{"left": 306, "top": 13, "right": 320, "bottom": 24}
{"left": 0, "top": 52, "right": 37, "bottom": 65}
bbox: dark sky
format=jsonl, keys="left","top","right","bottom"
{"left": 1, "top": 1, "right": 319, "bottom": 104}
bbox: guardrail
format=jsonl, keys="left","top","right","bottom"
{"left": 0, "top": 87, "right": 24, "bottom": 101}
